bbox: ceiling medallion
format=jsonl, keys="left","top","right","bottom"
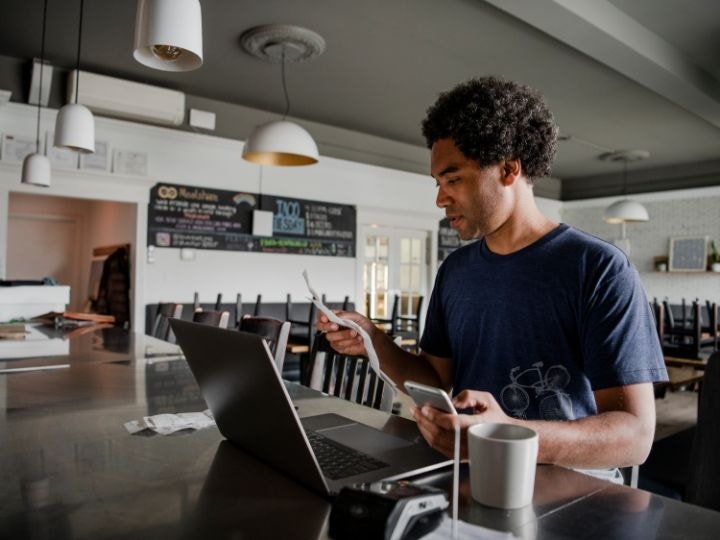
{"left": 240, "top": 24, "right": 326, "bottom": 64}
{"left": 597, "top": 149, "right": 650, "bottom": 163}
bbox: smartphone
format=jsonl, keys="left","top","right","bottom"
{"left": 404, "top": 380, "right": 456, "bottom": 414}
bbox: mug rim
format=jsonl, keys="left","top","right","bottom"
{"left": 467, "top": 422, "right": 538, "bottom": 442}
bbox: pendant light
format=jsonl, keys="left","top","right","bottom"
{"left": 22, "top": 0, "right": 51, "bottom": 187}
{"left": 600, "top": 150, "right": 649, "bottom": 249}
{"left": 54, "top": 0, "right": 94, "bottom": 153}
{"left": 133, "top": 0, "right": 203, "bottom": 72}
{"left": 240, "top": 25, "right": 323, "bottom": 166}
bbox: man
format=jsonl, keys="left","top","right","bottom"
{"left": 318, "top": 77, "right": 667, "bottom": 474}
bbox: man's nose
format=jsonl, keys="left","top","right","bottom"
{"left": 436, "top": 186, "right": 450, "bottom": 208}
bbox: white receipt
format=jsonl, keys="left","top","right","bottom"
{"left": 424, "top": 515, "right": 514, "bottom": 540}
{"left": 303, "top": 270, "right": 397, "bottom": 399}
{"left": 124, "top": 409, "right": 215, "bottom": 435}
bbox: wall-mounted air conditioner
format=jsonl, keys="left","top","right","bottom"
{"left": 67, "top": 70, "right": 185, "bottom": 126}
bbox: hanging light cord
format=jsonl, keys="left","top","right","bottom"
{"left": 621, "top": 160, "right": 628, "bottom": 196}
{"left": 73, "top": 0, "right": 85, "bottom": 104}
{"left": 280, "top": 46, "right": 290, "bottom": 119}
{"left": 35, "top": 0, "right": 48, "bottom": 150}
{"left": 258, "top": 165, "right": 264, "bottom": 208}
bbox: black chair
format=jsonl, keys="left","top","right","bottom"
{"left": 662, "top": 300, "right": 717, "bottom": 359}
{"left": 233, "top": 293, "right": 264, "bottom": 328}
{"left": 151, "top": 302, "right": 183, "bottom": 342}
{"left": 640, "top": 352, "right": 719, "bottom": 510}
{"left": 369, "top": 294, "right": 399, "bottom": 335}
{"left": 285, "top": 294, "right": 318, "bottom": 380}
{"left": 238, "top": 316, "right": 291, "bottom": 372}
{"left": 394, "top": 294, "right": 424, "bottom": 352}
{"left": 192, "top": 309, "right": 230, "bottom": 328}
{"left": 306, "top": 333, "right": 391, "bottom": 412}
{"left": 686, "top": 351, "right": 720, "bottom": 510}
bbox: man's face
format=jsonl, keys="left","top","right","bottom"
{"left": 430, "top": 138, "right": 509, "bottom": 241}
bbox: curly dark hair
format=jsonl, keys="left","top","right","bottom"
{"left": 421, "top": 76, "right": 558, "bottom": 181}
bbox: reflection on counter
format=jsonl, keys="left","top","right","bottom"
{"left": 145, "top": 359, "right": 205, "bottom": 415}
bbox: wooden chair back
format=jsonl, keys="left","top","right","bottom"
{"left": 239, "top": 316, "right": 291, "bottom": 372}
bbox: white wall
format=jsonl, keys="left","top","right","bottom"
{"left": 0, "top": 103, "right": 442, "bottom": 329}
{"left": 562, "top": 188, "right": 720, "bottom": 303}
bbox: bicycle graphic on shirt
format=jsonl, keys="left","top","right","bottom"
{"left": 500, "top": 362, "right": 573, "bottom": 420}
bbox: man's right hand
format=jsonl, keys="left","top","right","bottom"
{"left": 316, "top": 310, "right": 376, "bottom": 357}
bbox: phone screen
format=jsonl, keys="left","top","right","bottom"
{"left": 404, "top": 381, "right": 455, "bottom": 414}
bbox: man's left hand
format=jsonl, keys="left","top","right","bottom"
{"left": 411, "top": 390, "right": 516, "bottom": 459}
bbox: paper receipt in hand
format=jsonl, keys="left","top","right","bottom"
{"left": 302, "top": 270, "right": 396, "bottom": 392}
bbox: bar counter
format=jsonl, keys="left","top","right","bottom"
{"left": 1, "top": 325, "right": 719, "bottom": 538}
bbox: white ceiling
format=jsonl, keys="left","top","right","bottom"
{"left": 1, "top": 0, "right": 719, "bottom": 198}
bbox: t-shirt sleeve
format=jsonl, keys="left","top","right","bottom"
{"left": 581, "top": 261, "right": 668, "bottom": 389}
{"left": 419, "top": 266, "right": 452, "bottom": 358}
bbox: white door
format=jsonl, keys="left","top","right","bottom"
{"left": 361, "top": 226, "right": 428, "bottom": 320}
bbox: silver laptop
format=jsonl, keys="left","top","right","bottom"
{"left": 170, "top": 318, "right": 450, "bottom": 497}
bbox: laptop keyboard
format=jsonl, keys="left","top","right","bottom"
{"left": 306, "top": 430, "right": 389, "bottom": 480}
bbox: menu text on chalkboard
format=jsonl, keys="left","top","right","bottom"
{"left": 437, "top": 217, "right": 478, "bottom": 264}
{"left": 147, "top": 183, "right": 356, "bottom": 257}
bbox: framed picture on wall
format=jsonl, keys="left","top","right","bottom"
{"left": 80, "top": 140, "right": 110, "bottom": 172}
{"left": 669, "top": 236, "right": 708, "bottom": 272}
{"left": 1, "top": 134, "right": 36, "bottom": 163}
{"left": 113, "top": 149, "right": 148, "bottom": 176}
{"left": 46, "top": 132, "right": 79, "bottom": 170}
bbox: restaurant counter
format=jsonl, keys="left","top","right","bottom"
{"left": 1, "top": 325, "right": 719, "bottom": 538}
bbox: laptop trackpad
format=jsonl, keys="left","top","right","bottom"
{"left": 318, "top": 423, "right": 413, "bottom": 454}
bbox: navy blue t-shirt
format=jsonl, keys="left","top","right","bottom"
{"left": 420, "top": 224, "right": 667, "bottom": 421}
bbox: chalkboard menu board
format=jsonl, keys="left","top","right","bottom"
{"left": 437, "top": 217, "right": 479, "bottom": 264}
{"left": 438, "top": 217, "right": 461, "bottom": 264}
{"left": 147, "top": 183, "right": 356, "bottom": 257}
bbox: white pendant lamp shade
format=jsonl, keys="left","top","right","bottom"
{"left": 603, "top": 199, "right": 649, "bottom": 224}
{"left": 242, "top": 120, "right": 319, "bottom": 166}
{"left": 134, "top": 0, "right": 203, "bottom": 72}
{"left": 21, "top": 153, "right": 51, "bottom": 187}
{"left": 54, "top": 103, "right": 95, "bottom": 153}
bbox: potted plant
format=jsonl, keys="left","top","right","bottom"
{"left": 710, "top": 240, "right": 720, "bottom": 272}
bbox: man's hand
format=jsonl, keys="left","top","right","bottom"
{"left": 411, "top": 390, "right": 515, "bottom": 459}
{"left": 315, "top": 310, "right": 375, "bottom": 357}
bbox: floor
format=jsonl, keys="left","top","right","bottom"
{"left": 654, "top": 389, "right": 698, "bottom": 440}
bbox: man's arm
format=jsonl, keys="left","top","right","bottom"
{"left": 316, "top": 310, "right": 454, "bottom": 391}
{"left": 414, "top": 382, "right": 656, "bottom": 469}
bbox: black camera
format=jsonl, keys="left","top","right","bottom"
{"left": 329, "top": 481, "right": 448, "bottom": 540}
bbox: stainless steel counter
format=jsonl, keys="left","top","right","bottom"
{"left": 1, "top": 325, "right": 719, "bottom": 538}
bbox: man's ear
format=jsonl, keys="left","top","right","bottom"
{"left": 501, "top": 158, "right": 522, "bottom": 185}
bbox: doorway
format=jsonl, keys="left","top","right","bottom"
{"left": 6, "top": 193, "right": 136, "bottom": 315}
{"left": 361, "top": 226, "right": 428, "bottom": 320}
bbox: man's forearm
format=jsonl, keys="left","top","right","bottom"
{"left": 371, "top": 331, "right": 445, "bottom": 390}
{"left": 521, "top": 410, "right": 654, "bottom": 469}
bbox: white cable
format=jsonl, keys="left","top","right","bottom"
{"left": 452, "top": 413, "right": 459, "bottom": 540}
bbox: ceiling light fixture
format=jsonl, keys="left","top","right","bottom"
{"left": 240, "top": 25, "right": 324, "bottom": 166}
{"left": 133, "top": 0, "right": 203, "bottom": 72}
{"left": 22, "top": 0, "right": 51, "bottom": 188}
{"left": 599, "top": 150, "right": 650, "bottom": 249}
{"left": 54, "top": 0, "right": 94, "bottom": 153}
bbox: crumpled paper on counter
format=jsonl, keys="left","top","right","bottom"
{"left": 124, "top": 409, "right": 215, "bottom": 435}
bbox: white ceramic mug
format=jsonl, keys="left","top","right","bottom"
{"left": 467, "top": 423, "right": 539, "bottom": 509}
